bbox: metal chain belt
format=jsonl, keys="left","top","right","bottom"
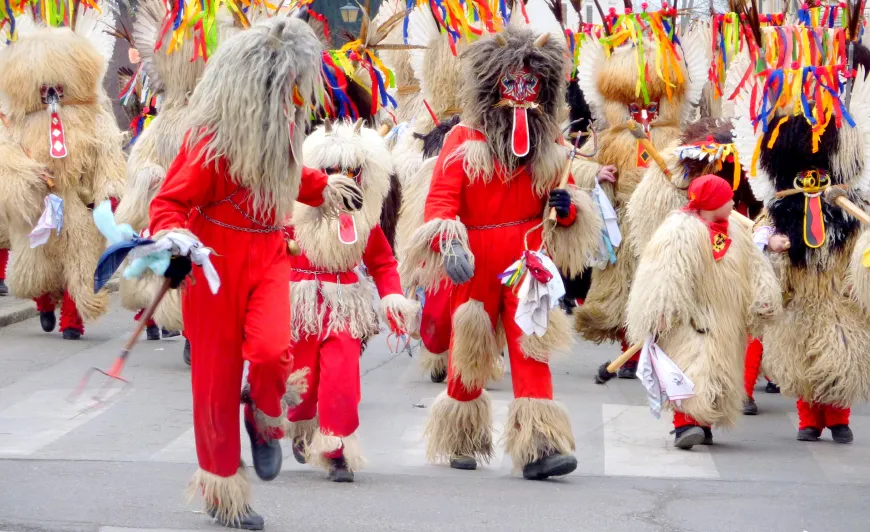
{"left": 466, "top": 216, "right": 538, "bottom": 231}
{"left": 196, "top": 188, "right": 282, "bottom": 234}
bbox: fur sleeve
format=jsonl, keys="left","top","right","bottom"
{"left": 745, "top": 229, "right": 782, "bottom": 335}
{"left": 625, "top": 212, "right": 704, "bottom": 344}
{"left": 625, "top": 157, "right": 686, "bottom": 259}
{"left": 0, "top": 140, "right": 49, "bottom": 233}
{"left": 398, "top": 218, "right": 471, "bottom": 292}
{"left": 850, "top": 228, "right": 870, "bottom": 313}
{"left": 570, "top": 155, "right": 600, "bottom": 191}
{"left": 115, "top": 126, "right": 166, "bottom": 230}
{"left": 91, "top": 108, "right": 127, "bottom": 204}
{"left": 544, "top": 185, "right": 602, "bottom": 277}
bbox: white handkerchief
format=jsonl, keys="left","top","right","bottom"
{"left": 29, "top": 194, "right": 64, "bottom": 248}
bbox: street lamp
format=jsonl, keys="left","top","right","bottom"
{"left": 340, "top": 3, "right": 360, "bottom": 23}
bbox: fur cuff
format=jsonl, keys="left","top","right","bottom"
{"left": 253, "top": 405, "right": 285, "bottom": 441}
{"left": 418, "top": 345, "right": 448, "bottom": 374}
{"left": 284, "top": 416, "right": 318, "bottom": 446}
{"left": 187, "top": 464, "right": 251, "bottom": 527}
{"left": 424, "top": 390, "right": 494, "bottom": 464}
{"left": 290, "top": 280, "right": 378, "bottom": 341}
{"left": 452, "top": 299, "right": 500, "bottom": 391}
{"left": 283, "top": 367, "right": 311, "bottom": 410}
{"left": 308, "top": 431, "right": 367, "bottom": 472}
{"left": 399, "top": 218, "right": 473, "bottom": 292}
{"left": 851, "top": 229, "right": 870, "bottom": 313}
{"left": 504, "top": 398, "right": 575, "bottom": 469}
{"left": 544, "top": 186, "right": 602, "bottom": 277}
{"left": 520, "top": 309, "right": 573, "bottom": 363}
{"left": 380, "top": 293, "right": 421, "bottom": 335}
{"left": 321, "top": 175, "right": 364, "bottom": 216}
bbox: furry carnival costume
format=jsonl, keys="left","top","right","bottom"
{"left": 732, "top": 19, "right": 870, "bottom": 444}
{"left": 570, "top": 6, "right": 709, "bottom": 352}
{"left": 0, "top": 7, "right": 125, "bottom": 338}
{"left": 626, "top": 175, "right": 780, "bottom": 449}
{"left": 143, "top": 18, "right": 363, "bottom": 528}
{"left": 284, "top": 120, "right": 419, "bottom": 482}
{"left": 401, "top": 27, "right": 601, "bottom": 478}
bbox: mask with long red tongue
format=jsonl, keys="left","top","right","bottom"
{"left": 499, "top": 68, "right": 540, "bottom": 157}
{"left": 797, "top": 169, "right": 828, "bottom": 248}
{"left": 42, "top": 85, "right": 67, "bottom": 159}
{"left": 338, "top": 212, "right": 358, "bottom": 245}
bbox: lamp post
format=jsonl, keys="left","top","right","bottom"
{"left": 340, "top": 3, "right": 360, "bottom": 24}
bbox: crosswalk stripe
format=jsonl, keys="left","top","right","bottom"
{"left": 0, "top": 388, "right": 121, "bottom": 457}
{"left": 601, "top": 404, "right": 719, "bottom": 479}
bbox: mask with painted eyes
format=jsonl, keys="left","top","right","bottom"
{"left": 628, "top": 101, "right": 659, "bottom": 135}
{"left": 498, "top": 68, "right": 542, "bottom": 158}
{"left": 323, "top": 166, "right": 362, "bottom": 186}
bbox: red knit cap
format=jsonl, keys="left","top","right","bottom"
{"left": 686, "top": 174, "right": 734, "bottom": 211}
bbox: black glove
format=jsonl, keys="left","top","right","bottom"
{"left": 548, "top": 188, "right": 572, "bottom": 219}
{"left": 164, "top": 255, "right": 192, "bottom": 289}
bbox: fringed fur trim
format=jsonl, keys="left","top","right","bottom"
{"left": 289, "top": 280, "right": 378, "bottom": 341}
{"left": 452, "top": 299, "right": 500, "bottom": 391}
{"left": 520, "top": 309, "right": 573, "bottom": 364}
{"left": 253, "top": 405, "right": 285, "bottom": 441}
{"left": 284, "top": 416, "right": 318, "bottom": 446}
{"left": 445, "top": 139, "right": 494, "bottom": 184}
{"left": 399, "top": 218, "right": 472, "bottom": 292}
{"left": 283, "top": 367, "right": 310, "bottom": 410}
{"left": 380, "top": 293, "right": 421, "bottom": 335}
{"left": 424, "top": 390, "right": 494, "bottom": 464}
{"left": 418, "top": 345, "right": 448, "bottom": 374}
{"left": 186, "top": 464, "right": 250, "bottom": 527}
{"left": 544, "top": 186, "right": 602, "bottom": 277}
{"left": 850, "top": 229, "right": 870, "bottom": 314}
{"left": 308, "top": 431, "right": 367, "bottom": 473}
{"left": 504, "top": 398, "right": 575, "bottom": 469}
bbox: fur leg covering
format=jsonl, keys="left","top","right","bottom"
{"left": 850, "top": 228, "right": 870, "bottom": 313}
{"left": 418, "top": 345, "right": 448, "bottom": 374}
{"left": 573, "top": 237, "right": 637, "bottom": 343}
{"left": 154, "top": 286, "right": 184, "bottom": 332}
{"left": 425, "top": 389, "right": 494, "bottom": 464}
{"left": 520, "top": 309, "right": 573, "bottom": 363}
{"left": 284, "top": 416, "right": 319, "bottom": 447}
{"left": 308, "top": 431, "right": 366, "bottom": 472}
{"left": 452, "top": 299, "right": 500, "bottom": 391}
{"left": 187, "top": 463, "right": 251, "bottom": 526}
{"left": 504, "top": 398, "right": 575, "bottom": 469}
{"left": 543, "top": 186, "right": 603, "bottom": 277}
{"left": 399, "top": 218, "right": 472, "bottom": 292}
{"left": 283, "top": 367, "right": 310, "bottom": 410}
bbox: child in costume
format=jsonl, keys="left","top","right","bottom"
{"left": 626, "top": 175, "right": 780, "bottom": 449}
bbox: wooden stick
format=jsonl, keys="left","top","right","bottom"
{"left": 835, "top": 196, "right": 870, "bottom": 225}
{"left": 377, "top": 123, "right": 390, "bottom": 137}
{"left": 606, "top": 341, "right": 643, "bottom": 373}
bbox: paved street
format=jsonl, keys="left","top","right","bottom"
{"left": 0, "top": 295, "right": 869, "bottom": 532}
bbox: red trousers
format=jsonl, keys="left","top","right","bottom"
{"left": 0, "top": 248, "right": 8, "bottom": 279}
{"left": 673, "top": 411, "right": 709, "bottom": 429}
{"left": 34, "top": 292, "right": 83, "bottom": 333}
{"left": 133, "top": 308, "right": 157, "bottom": 328}
{"left": 420, "top": 282, "right": 452, "bottom": 355}
{"left": 744, "top": 337, "right": 764, "bottom": 399}
{"left": 286, "top": 328, "right": 362, "bottom": 439}
{"left": 797, "top": 398, "right": 850, "bottom": 429}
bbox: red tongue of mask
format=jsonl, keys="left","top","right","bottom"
{"left": 799, "top": 169, "right": 828, "bottom": 249}
{"left": 42, "top": 85, "right": 67, "bottom": 159}
{"left": 337, "top": 168, "right": 362, "bottom": 245}
{"left": 499, "top": 68, "right": 541, "bottom": 157}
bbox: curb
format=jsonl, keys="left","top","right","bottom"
{"left": 0, "top": 278, "right": 119, "bottom": 329}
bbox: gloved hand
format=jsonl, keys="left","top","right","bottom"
{"left": 445, "top": 239, "right": 474, "bottom": 284}
{"left": 548, "top": 188, "right": 572, "bottom": 218}
{"left": 164, "top": 255, "right": 192, "bottom": 289}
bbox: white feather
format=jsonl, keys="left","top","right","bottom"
{"left": 678, "top": 21, "right": 711, "bottom": 125}
{"left": 848, "top": 66, "right": 870, "bottom": 193}
{"left": 74, "top": 3, "right": 117, "bottom": 67}
{"left": 731, "top": 81, "right": 775, "bottom": 204}
{"left": 576, "top": 38, "right": 606, "bottom": 120}
{"left": 406, "top": 5, "right": 439, "bottom": 94}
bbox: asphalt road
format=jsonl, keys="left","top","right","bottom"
{"left": 0, "top": 296, "right": 868, "bottom": 532}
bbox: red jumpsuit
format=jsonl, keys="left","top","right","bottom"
{"left": 0, "top": 247, "right": 7, "bottom": 282}
{"left": 423, "top": 125, "right": 578, "bottom": 467}
{"left": 420, "top": 281, "right": 452, "bottom": 363}
{"left": 148, "top": 137, "right": 329, "bottom": 481}
{"left": 286, "top": 224, "right": 403, "bottom": 466}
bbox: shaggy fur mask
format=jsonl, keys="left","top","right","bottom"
{"left": 458, "top": 27, "right": 566, "bottom": 172}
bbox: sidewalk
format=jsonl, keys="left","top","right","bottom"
{"left": 0, "top": 279, "right": 119, "bottom": 328}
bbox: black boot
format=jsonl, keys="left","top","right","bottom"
{"left": 765, "top": 381, "right": 781, "bottom": 394}
{"left": 672, "top": 425, "right": 705, "bottom": 450}
{"left": 522, "top": 451, "right": 578, "bottom": 480}
{"left": 292, "top": 438, "right": 307, "bottom": 464}
{"left": 162, "top": 328, "right": 181, "bottom": 338}
{"left": 829, "top": 425, "right": 854, "bottom": 444}
{"left": 797, "top": 427, "right": 822, "bottom": 442}
{"left": 62, "top": 329, "right": 81, "bottom": 340}
{"left": 146, "top": 325, "right": 160, "bottom": 341}
{"left": 430, "top": 367, "right": 447, "bottom": 383}
{"left": 0, "top": 279, "right": 8, "bottom": 296}
{"left": 702, "top": 427, "right": 713, "bottom": 445}
{"left": 743, "top": 398, "right": 758, "bottom": 415}
{"left": 207, "top": 505, "right": 265, "bottom": 530}
{"left": 183, "top": 339, "right": 191, "bottom": 366}
{"left": 244, "top": 420, "right": 282, "bottom": 481}
{"left": 617, "top": 359, "right": 638, "bottom": 379}
{"left": 40, "top": 311, "right": 56, "bottom": 333}
{"left": 449, "top": 455, "right": 477, "bottom": 470}
{"left": 328, "top": 456, "right": 354, "bottom": 482}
